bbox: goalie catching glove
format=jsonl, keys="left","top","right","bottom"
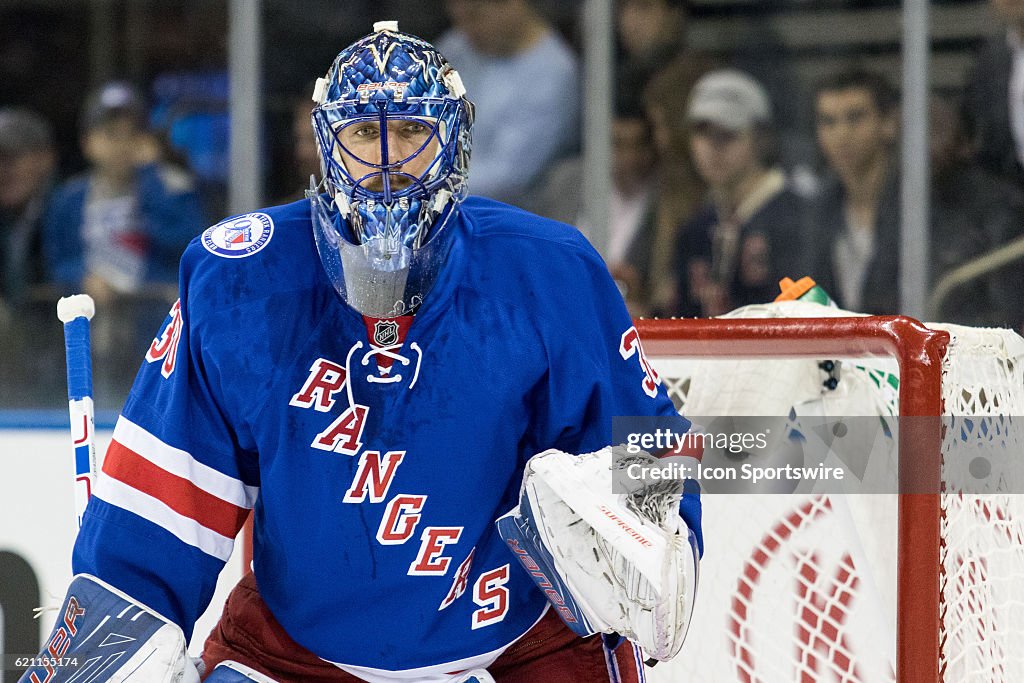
{"left": 496, "top": 446, "right": 701, "bottom": 662}
{"left": 19, "top": 574, "right": 200, "bottom": 683}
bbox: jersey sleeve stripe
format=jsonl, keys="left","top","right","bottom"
{"left": 113, "top": 417, "right": 259, "bottom": 507}
{"left": 94, "top": 477, "right": 235, "bottom": 562}
{"left": 102, "top": 440, "right": 251, "bottom": 539}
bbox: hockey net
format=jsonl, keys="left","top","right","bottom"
{"left": 636, "top": 300, "right": 1024, "bottom": 683}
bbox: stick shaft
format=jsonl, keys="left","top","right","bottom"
{"left": 60, "top": 300, "right": 98, "bottom": 528}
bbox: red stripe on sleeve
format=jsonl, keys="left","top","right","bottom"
{"left": 102, "top": 440, "right": 250, "bottom": 539}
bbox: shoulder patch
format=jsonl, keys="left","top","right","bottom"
{"left": 202, "top": 213, "right": 274, "bottom": 259}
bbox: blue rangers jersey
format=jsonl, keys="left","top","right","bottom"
{"left": 72, "top": 195, "right": 687, "bottom": 678}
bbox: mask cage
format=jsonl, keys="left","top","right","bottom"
{"left": 312, "top": 96, "right": 468, "bottom": 204}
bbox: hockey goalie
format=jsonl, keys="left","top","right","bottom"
{"left": 20, "top": 19, "right": 701, "bottom": 683}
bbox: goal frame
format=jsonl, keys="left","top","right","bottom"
{"left": 637, "top": 315, "right": 950, "bottom": 683}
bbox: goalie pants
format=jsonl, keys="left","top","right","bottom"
{"left": 201, "top": 572, "right": 645, "bottom": 683}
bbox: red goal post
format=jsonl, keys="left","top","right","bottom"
{"left": 637, "top": 315, "right": 949, "bottom": 682}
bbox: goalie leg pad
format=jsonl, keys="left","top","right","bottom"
{"left": 19, "top": 574, "right": 199, "bottom": 683}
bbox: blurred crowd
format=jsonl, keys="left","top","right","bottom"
{"left": 2, "top": 0, "right": 1024, "bottom": 409}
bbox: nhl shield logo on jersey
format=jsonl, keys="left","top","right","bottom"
{"left": 374, "top": 319, "right": 400, "bottom": 347}
{"left": 202, "top": 213, "right": 274, "bottom": 258}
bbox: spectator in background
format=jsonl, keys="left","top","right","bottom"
{"left": 675, "top": 70, "right": 807, "bottom": 317}
{"left": 641, "top": 56, "right": 714, "bottom": 315}
{"left": 0, "top": 108, "right": 63, "bottom": 407}
{"left": 807, "top": 69, "right": 900, "bottom": 314}
{"left": 146, "top": 4, "right": 231, "bottom": 219}
{"left": 44, "top": 81, "right": 204, "bottom": 302}
{"left": 617, "top": 0, "right": 812, "bottom": 184}
{"left": 43, "top": 81, "right": 205, "bottom": 389}
{"left": 438, "top": 0, "right": 579, "bottom": 205}
{"left": 529, "top": 92, "right": 659, "bottom": 315}
{"left": 273, "top": 89, "right": 322, "bottom": 205}
{"left": 617, "top": 0, "right": 691, "bottom": 88}
{"left": 149, "top": 70, "right": 230, "bottom": 218}
{"left": 963, "top": 0, "right": 1024, "bottom": 188}
{"left": 929, "top": 91, "right": 1024, "bottom": 327}
{"left": 0, "top": 108, "right": 57, "bottom": 313}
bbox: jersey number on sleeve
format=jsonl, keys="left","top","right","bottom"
{"left": 146, "top": 299, "right": 183, "bottom": 379}
{"left": 619, "top": 326, "right": 660, "bottom": 398}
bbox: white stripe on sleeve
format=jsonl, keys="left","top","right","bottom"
{"left": 94, "top": 476, "right": 235, "bottom": 562}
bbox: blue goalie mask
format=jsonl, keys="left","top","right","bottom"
{"left": 309, "top": 20, "right": 474, "bottom": 317}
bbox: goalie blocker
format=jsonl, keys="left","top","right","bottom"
{"left": 19, "top": 577, "right": 308, "bottom": 683}
{"left": 496, "top": 447, "right": 701, "bottom": 663}
{"left": 19, "top": 575, "right": 200, "bottom": 683}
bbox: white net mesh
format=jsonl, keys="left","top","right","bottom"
{"left": 934, "top": 324, "right": 1024, "bottom": 681}
{"left": 643, "top": 301, "right": 1024, "bottom": 683}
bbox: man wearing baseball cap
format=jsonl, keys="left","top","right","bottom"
{"left": 674, "top": 69, "right": 809, "bottom": 317}
{"left": 43, "top": 81, "right": 205, "bottom": 302}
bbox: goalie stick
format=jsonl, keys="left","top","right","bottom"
{"left": 56, "top": 294, "right": 97, "bottom": 528}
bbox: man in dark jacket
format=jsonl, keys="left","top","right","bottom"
{"left": 963, "top": 0, "right": 1024, "bottom": 188}
{"left": 0, "top": 107, "right": 56, "bottom": 311}
{"left": 675, "top": 70, "right": 808, "bottom": 317}
{"left": 808, "top": 69, "right": 900, "bottom": 314}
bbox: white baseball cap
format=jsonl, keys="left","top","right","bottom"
{"left": 687, "top": 69, "right": 771, "bottom": 131}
